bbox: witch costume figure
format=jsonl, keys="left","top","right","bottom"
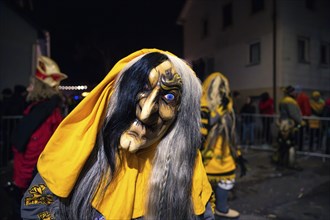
{"left": 8, "top": 56, "right": 67, "bottom": 219}
{"left": 200, "top": 72, "right": 247, "bottom": 219}
{"left": 21, "top": 49, "right": 214, "bottom": 220}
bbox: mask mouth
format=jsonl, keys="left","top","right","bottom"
{"left": 126, "top": 130, "right": 147, "bottom": 144}
{"left": 129, "top": 120, "right": 147, "bottom": 137}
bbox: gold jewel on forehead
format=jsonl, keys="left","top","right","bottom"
{"left": 160, "top": 69, "right": 183, "bottom": 91}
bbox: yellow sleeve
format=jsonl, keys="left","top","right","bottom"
{"left": 191, "top": 151, "right": 214, "bottom": 215}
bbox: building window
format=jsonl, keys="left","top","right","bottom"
{"left": 223, "top": 3, "right": 232, "bottom": 28}
{"left": 251, "top": 0, "right": 264, "bottom": 14}
{"left": 249, "top": 42, "right": 261, "bottom": 65}
{"left": 201, "top": 18, "right": 209, "bottom": 39}
{"left": 320, "top": 43, "right": 330, "bottom": 65}
{"left": 298, "top": 37, "right": 310, "bottom": 63}
{"left": 305, "top": 0, "right": 315, "bottom": 10}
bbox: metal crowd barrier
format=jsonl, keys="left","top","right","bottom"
{"left": 237, "top": 113, "right": 330, "bottom": 158}
{"left": 1, "top": 113, "right": 329, "bottom": 169}
{"left": 0, "top": 115, "right": 22, "bottom": 168}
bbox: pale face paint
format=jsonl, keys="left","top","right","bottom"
{"left": 119, "top": 60, "right": 182, "bottom": 153}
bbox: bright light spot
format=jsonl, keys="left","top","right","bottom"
{"left": 59, "top": 85, "right": 88, "bottom": 91}
{"left": 82, "top": 92, "right": 90, "bottom": 97}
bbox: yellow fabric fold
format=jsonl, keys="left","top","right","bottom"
{"left": 191, "top": 151, "right": 214, "bottom": 215}
{"left": 310, "top": 99, "right": 325, "bottom": 114}
{"left": 37, "top": 48, "right": 172, "bottom": 197}
{"left": 91, "top": 150, "right": 213, "bottom": 219}
{"left": 200, "top": 72, "right": 233, "bottom": 113}
{"left": 281, "top": 96, "right": 299, "bottom": 106}
{"left": 203, "top": 136, "right": 236, "bottom": 175}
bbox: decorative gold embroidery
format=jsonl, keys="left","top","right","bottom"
{"left": 37, "top": 211, "right": 54, "bottom": 220}
{"left": 25, "top": 184, "right": 54, "bottom": 206}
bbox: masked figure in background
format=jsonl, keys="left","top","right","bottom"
{"left": 200, "top": 72, "right": 247, "bottom": 219}
{"left": 21, "top": 49, "right": 214, "bottom": 220}
{"left": 273, "top": 119, "right": 297, "bottom": 168}
{"left": 7, "top": 56, "right": 67, "bottom": 219}
{"left": 275, "top": 85, "right": 305, "bottom": 169}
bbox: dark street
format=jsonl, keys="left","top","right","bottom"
{"left": 222, "top": 148, "right": 330, "bottom": 220}
{"left": 1, "top": 148, "right": 330, "bottom": 220}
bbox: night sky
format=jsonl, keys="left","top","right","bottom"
{"left": 29, "top": 1, "right": 186, "bottom": 87}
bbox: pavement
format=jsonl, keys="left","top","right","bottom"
{"left": 217, "top": 148, "right": 330, "bottom": 220}
{"left": 1, "top": 148, "right": 330, "bottom": 220}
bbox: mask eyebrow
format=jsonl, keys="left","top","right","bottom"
{"left": 160, "top": 70, "right": 182, "bottom": 92}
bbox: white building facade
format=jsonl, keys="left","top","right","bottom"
{"left": 178, "top": 0, "right": 330, "bottom": 107}
{"left": 0, "top": 1, "right": 48, "bottom": 96}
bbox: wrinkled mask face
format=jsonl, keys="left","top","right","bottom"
{"left": 120, "top": 60, "right": 182, "bottom": 153}
{"left": 279, "top": 120, "right": 294, "bottom": 138}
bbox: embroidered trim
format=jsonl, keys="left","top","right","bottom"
{"left": 25, "top": 184, "right": 54, "bottom": 206}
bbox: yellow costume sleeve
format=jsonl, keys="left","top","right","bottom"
{"left": 191, "top": 151, "right": 214, "bottom": 215}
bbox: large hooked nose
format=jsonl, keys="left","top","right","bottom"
{"left": 139, "top": 88, "right": 159, "bottom": 123}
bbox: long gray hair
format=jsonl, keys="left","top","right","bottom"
{"left": 57, "top": 52, "right": 202, "bottom": 220}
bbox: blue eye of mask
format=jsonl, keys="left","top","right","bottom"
{"left": 164, "top": 93, "right": 175, "bottom": 101}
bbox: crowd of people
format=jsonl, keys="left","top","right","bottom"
{"left": 232, "top": 84, "right": 330, "bottom": 170}
{"left": 232, "top": 91, "right": 275, "bottom": 148}
{"left": 282, "top": 87, "right": 329, "bottom": 153}
{"left": 0, "top": 85, "right": 28, "bottom": 167}
{"left": 233, "top": 86, "right": 329, "bottom": 154}
{"left": 0, "top": 85, "right": 27, "bottom": 117}
{"left": 0, "top": 49, "right": 329, "bottom": 220}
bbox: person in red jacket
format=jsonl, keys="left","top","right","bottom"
{"left": 296, "top": 91, "right": 312, "bottom": 117}
{"left": 259, "top": 92, "right": 274, "bottom": 145}
{"left": 6, "top": 56, "right": 67, "bottom": 219}
{"left": 296, "top": 91, "right": 311, "bottom": 150}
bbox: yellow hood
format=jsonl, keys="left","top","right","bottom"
{"left": 200, "top": 72, "right": 233, "bottom": 113}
